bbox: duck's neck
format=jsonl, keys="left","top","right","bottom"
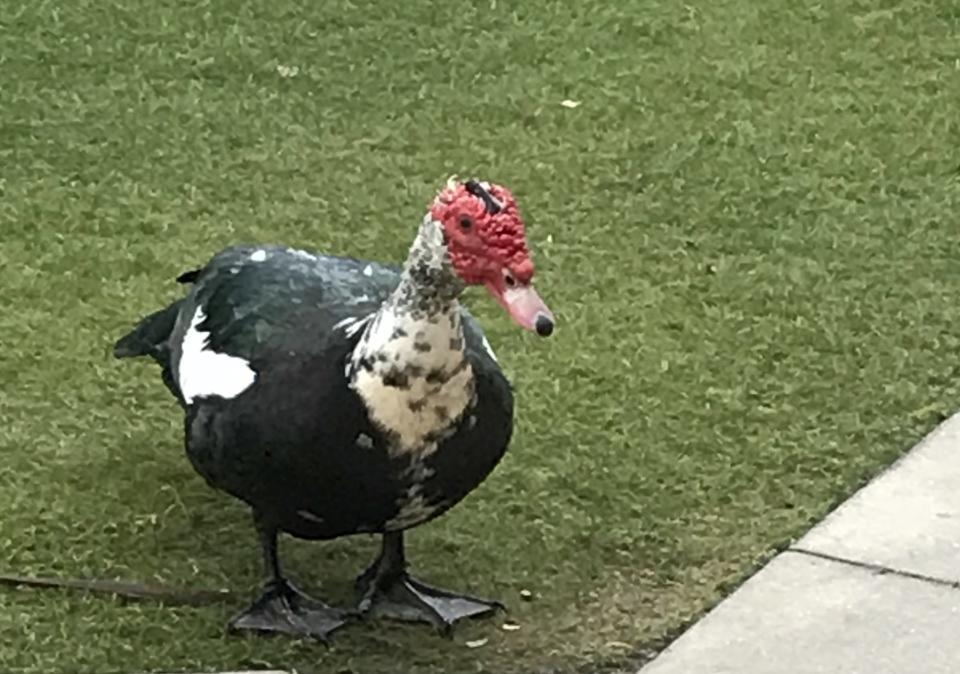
{"left": 389, "top": 214, "right": 465, "bottom": 317}
{"left": 348, "top": 216, "right": 475, "bottom": 452}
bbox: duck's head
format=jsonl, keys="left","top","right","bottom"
{"left": 430, "top": 178, "right": 555, "bottom": 337}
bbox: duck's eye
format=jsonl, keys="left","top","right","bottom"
{"left": 503, "top": 270, "right": 517, "bottom": 288}
{"left": 459, "top": 216, "right": 473, "bottom": 231}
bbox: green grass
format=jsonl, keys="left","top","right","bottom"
{"left": 1, "top": 0, "right": 959, "bottom": 671}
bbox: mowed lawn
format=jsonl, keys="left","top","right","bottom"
{"left": 1, "top": 0, "right": 959, "bottom": 672}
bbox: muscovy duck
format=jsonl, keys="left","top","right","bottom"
{"left": 114, "top": 178, "right": 554, "bottom": 640}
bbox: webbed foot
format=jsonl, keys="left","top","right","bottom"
{"left": 228, "top": 513, "right": 347, "bottom": 642}
{"left": 229, "top": 578, "right": 347, "bottom": 642}
{"left": 355, "top": 532, "right": 503, "bottom": 636}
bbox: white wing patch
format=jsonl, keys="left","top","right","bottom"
{"left": 179, "top": 306, "right": 257, "bottom": 404}
{"left": 249, "top": 249, "right": 268, "bottom": 262}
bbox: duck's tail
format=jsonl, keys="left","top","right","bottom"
{"left": 114, "top": 268, "right": 199, "bottom": 360}
{"left": 113, "top": 301, "right": 183, "bottom": 360}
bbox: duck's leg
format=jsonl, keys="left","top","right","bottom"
{"left": 228, "top": 514, "right": 347, "bottom": 642}
{"left": 354, "top": 531, "right": 503, "bottom": 636}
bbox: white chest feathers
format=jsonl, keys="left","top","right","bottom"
{"left": 347, "top": 307, "right": 475, "bottom": 454}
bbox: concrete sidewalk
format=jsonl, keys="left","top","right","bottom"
{"left": 638, "top": 413, "right": 960, "bottom": 674}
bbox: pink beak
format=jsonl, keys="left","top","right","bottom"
{"left": 487, "top": 282, "right": 555, "bottom": 336}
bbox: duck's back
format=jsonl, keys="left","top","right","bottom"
{"left": 169, "top": 245, "right": 399, "bottom": 386}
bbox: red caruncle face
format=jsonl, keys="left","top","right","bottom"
{"left": 429, "top": 181, "right": 534, "bottom": 289}
{"left": 429, "top": 179, "right": 554, "bottom": 336}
